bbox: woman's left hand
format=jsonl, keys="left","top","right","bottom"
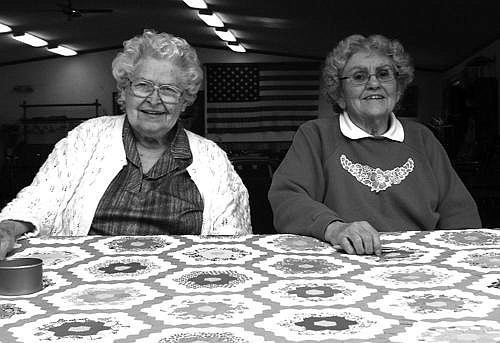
{"left": 325, "top": 220, "right": 381, "bottom": 255}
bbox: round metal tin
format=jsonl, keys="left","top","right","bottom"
{"left": 0, "top": 258, "right": 43, "bottom": 296}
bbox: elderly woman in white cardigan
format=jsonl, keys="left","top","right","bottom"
{"left": 0, "top": 29, "right": 251, "bottom": 259}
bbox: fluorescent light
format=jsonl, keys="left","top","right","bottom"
{"left": 0, "top": 23, "right": 12, "bottom": 33}
{"left": 214, "top": 28, "right": 236, "bottom": 42}
{"left": 47, "top": 45, "right": 77, "bottom": 56}
{"left": 12, "top": 33, "right": 47, "bottom": 47}
{"left": 197, "top": 10, "right": 224, "bottom": 27}
{"left": 227, "top": 42, "right": 246, "bottom": 53}
{"left": 182, "top": 0, "right": 207, "bottom": 9}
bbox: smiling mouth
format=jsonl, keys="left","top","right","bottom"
{"left": 140, "top": 109, "right": 168, "bottom": 115}
{"left": 363, "top": 95, "right": 385, "bottom": 100}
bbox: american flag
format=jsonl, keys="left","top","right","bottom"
{"left": 205, "top": 62, "right": 321, "bottom": 142}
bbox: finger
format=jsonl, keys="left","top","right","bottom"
{"left": 340, "top": 236, "right": 355, "bottom": 255}
{"left": 348, "top": 234, "right": 365, "bottom": 255}
{"left": 0, "top": 240, "right": 8, "bottom": 260}
{"left": 372, "top": 231, "right": 382, "bottom": 255}
{"left": 359, "top": 223, "right": 380, "bottom": 255}
{"left": 362, "top": 233, "right": 374, "bottom": 255}
{"left": 0, "top": 232, "right": 15, "bottom": 260}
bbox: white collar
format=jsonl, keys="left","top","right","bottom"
{"left": 339, "top": 111, "right": 404, "bottom": 142}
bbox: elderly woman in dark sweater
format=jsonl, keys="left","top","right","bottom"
{"left": 269, "top": 34, "right": 481, "bottom": 255}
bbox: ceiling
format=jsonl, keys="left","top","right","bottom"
{"left": 0, "top": 0, "right": 500, "bottom": 71}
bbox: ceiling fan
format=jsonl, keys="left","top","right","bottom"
{"left": 56, "top": 0, "right": 113, "bottom": 20}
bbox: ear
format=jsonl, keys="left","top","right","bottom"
{"left": 396, "top": 84, "right": 403, "bottom": 103}
{"left": 336, "top": 86, "right": 347, "bottom": 110}
{"left": 396, "top": 90, "right": 402, "bottom": 103}
{"left": 337, "top": 96, "right": 346, "bottom": 110}
{"left": 180, "top": 100, "right": 188, "bottom": 112}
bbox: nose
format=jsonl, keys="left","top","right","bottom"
{"left": 146, "top": 87, "right": 162, "bottom": 104}
{"left": 366, "top": 74, "right": 381, "bottom": 88}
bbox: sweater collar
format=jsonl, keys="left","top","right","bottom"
{"left": 339, "top": 111, "right": 404, "bottom": 142}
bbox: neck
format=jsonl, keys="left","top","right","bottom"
{"left": 132, "top": 128, "right": 174, "bottom": 151}
{"left": 349, "top": 113, "right": 390, "bottom": 136}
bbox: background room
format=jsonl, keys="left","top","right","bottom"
{"left": 1, "top": 0, "right": 500, "bottom": 231}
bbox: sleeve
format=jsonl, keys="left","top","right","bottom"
{"left": 268, "top": 124, "right": 342, "bottom": 240}
{"left": 207, "top": 146, "right": 252, "bottom": 236}
{"left": 425, "top": 132, "right": 482, "bottom": 229}
{"left": 0, "top": 122, "right": 94, "bottom": 237}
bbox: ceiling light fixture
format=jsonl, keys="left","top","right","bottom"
{"left": 0, "top": 23, "right": 12, "bottom": 33}
{"left": 214, "top": 27, "right": 236, "bottom": 42}
{"left": 12, "top": 33, "right": 47, "bottom": 47}
{"left": 197, "top": 10, "right": 224, "bottom": 27}
{"left": 47, "top": 45, "right": 77, "bottom": 56}
{"left": 227, "top": 41, "right": 246, "bottom": 53}
{"left": 182, "top": 0, "right": 207, "bottom": 9}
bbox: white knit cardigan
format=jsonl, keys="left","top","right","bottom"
{"left": 0, "top": 115, "right": 252, "bottom": 236}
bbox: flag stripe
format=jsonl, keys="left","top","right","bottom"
{"left": 207, "top": 132, "right": 296, "bottom": 142}
{"left": 207, "top": 110, "right": 317, "bottom": 119}
{"left": 208, "top": 99, "right": 318, "bottom": 106}
{"left": 259, "top": 75, "right": 319, "bottom": 81}
{"left": 208, "top": 126, "right": 302, "bottom": 133}
{"left": 207, "top": 105, "right": 318, "bottom": 113}
{"left": 207, "top": 115, "right": 316, "bottom": 123}
{"left": 262, "top": 95, "right": 319, "bottom": 101}
{"left": 258, "top": 62, "right": 321, "bottom": 71}
{"left": 210, "top": 122, "right": 307, "bottom": 130}
{"left": 260, "top": 85, "right": 319, "bottom": 91}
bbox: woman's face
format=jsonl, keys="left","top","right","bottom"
{"left": 338, "top": 50, "right": 400, "bottom": 123}
{"left": 125, "top": 57, "right": 187, "bottom": 140}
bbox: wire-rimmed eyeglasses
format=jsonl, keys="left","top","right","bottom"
{"left": 339, "top": 67, "right": 397, "bottom": 86}
{"left": 129, "top": 79, "right": 184, "bottom": 104}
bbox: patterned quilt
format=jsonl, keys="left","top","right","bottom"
{"left": 1, "top": 230, "right": 499, "bottom": 342}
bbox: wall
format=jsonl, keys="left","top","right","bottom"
{"left": 0, "top": 51, "right": 117, "bottom": 124}
{"left": 444, "top": 37, "right": 500, "bottom": 133}
{"left": 411, "top": 70, "right": 442, "bottom": 123}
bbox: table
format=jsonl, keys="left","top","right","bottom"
{"left": 1, "top": 229, "right": 500, "bottom": 342}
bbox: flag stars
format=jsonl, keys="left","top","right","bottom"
{"left": 207, "top": 64, "right": 259, "bottom": 102}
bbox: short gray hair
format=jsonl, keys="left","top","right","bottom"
{"left": 111, "top": 29, "right": 203, "bottom": 108}
{"left": 323, "top": 34, "right": 414, "bottom": 113}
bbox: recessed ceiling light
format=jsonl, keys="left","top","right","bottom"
{"left": 214, "top": 28, "right": 236, "bottom": 42}
{"left": 198, "top": 10, "right": 224, "bottom": 27}
{"left": 227, "top": 42, "right": 246, "bottom": 53}
{"left": 182, "top": 0, "right": 207, "bottom": 9}
{"left": 12, "top": 33, "right": 47, "bottom": 47}
{"left": 47, "top": 45, "right": 77, "bottom": 56}
{"left": 0, "top": 23, "right": 12, "bottom": 33}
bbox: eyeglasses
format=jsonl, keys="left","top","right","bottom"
{"left": 339, "top": 67, "right": 397, "bottom": 86}
{"left": 129, "top": 79, "right": 184, "bottom": 104}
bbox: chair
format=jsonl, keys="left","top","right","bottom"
{"left": 231, "top": 156, "right": 278, "bottom": 234}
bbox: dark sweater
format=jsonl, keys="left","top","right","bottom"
{"left": 268, "top": 116, "right": 481, "bottom": 240}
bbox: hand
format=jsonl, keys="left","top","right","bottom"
{"left": 0, "top": 222, "right": 17, "bottom": 260}
{"left": 0, "top": 220, "right": 33, "bottom": 260}
{"left": 324, "top": 221, "right": 381, "bottom": 255}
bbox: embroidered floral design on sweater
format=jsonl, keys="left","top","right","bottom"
{"left": 340, "top": 154, "right": 414, "bottom": 193}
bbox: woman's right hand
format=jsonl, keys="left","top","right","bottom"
{"left": 325, "top": 220, "right": 381, "bottom": 255}
{"left": 0, "top": 220, "right": 32, "bottom": 260}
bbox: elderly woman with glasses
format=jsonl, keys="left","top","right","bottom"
{"left": 0, "top": 29, "right": 251, "bottom": 259}
{"left": 268, "top": 34, "right": 481, "bottom": 255}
